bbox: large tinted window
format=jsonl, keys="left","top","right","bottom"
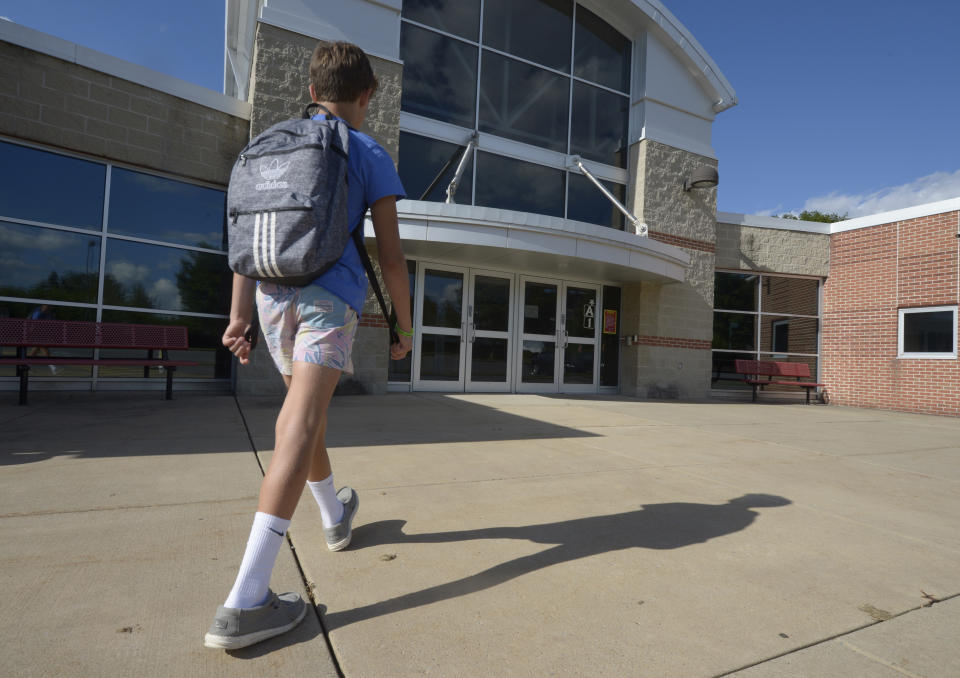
{"left": 0, "top": 141, "right": 105, "bottom": 229}
{"left": 479, "top": 51, "right": 569, "bottom": 152}
{"left": 483, "top": 0, "right": 572, "bottom": 72}
{"left": 108, "top": 168, "right": 226, "bottom": 249}
{"left": 103, "top": 239, "right": 231, "bottom": 313}
{"left": 715, "top": 272, "right": 758, "bottom": 311}
{"left": 570, "top": 82, "right": 629, "bottom": 168}
{"left": 574, "top": 5, "right": 631, "bottom": 93}
{"left": 0, "top": 221, "right": 100, "bottom": 303}
{"left": 398, "top": 132, "right": 474, "bottom": 204}
{"left": 400, "top": 23, "right": 478, "bottom": 128}
{"left": 402, "top": 0, "right": 480, "bottom": 41}
{"left": 567, "top": 171, "right": 625, "bottom": 229}
{"left": 475, "top": 153, "right": 565, "bottom": 218}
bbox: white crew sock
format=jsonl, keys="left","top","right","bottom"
{"left": 223, "top": 512, "right": 290, "bottom": 609}
{"left": 307, "top": 475, "right": 344, "bottom": 527}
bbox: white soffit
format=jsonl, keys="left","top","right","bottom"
{"left": 630, "top": 0, "right": 738, "bottom": 113}
{"left": 367, "top": 201, "right": 690, "bottom": 283}
{"left": 0, "top": 20, "right": 251, "bottom": 119}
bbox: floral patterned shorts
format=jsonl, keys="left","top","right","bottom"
{"left": 256, "top": 283, "right": 358, "bottom": 376}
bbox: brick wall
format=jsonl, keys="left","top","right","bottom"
{"left": 0, "top": 40, "right": 249, "bottom": 185}
{"left": 822, "top": 211, "right": 960, "bottom": 416}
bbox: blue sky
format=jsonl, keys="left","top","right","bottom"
{"left": 3, "top": 0, "right": 959, "bottom": 218}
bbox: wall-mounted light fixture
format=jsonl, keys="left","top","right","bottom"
{"left": 683, "top": 166, "right": 719, "bottom": 191}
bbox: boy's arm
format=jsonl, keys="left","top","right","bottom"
{"left": 223, "top": 273, "right": 257, "bottom": 365}
{"left": 369, "top": 196, "right": 413, "bottom": 359}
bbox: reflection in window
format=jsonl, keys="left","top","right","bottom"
{"left": 900, "top": 307, "right": 956, "bottom": 356}
{"left": 523, "top": 282, "right": 557, "bottom": 335}
{"left": 473, "top": 276, "right": 510, "bottom": 332}
{"left": 483, "top": 0, "right": 573, "bottom": 72}
{"left": 401, "top": 0, "right": 480, "bottom": 41}
{"left": 761, "top": 316, "right": 818, "bottom": 355}
{"left": 599, "top": 285, "right": 620, "bottom": 387}
{"left": 715, "top": 273, "right": 758, "bottom": 311}
{"left": 522, "top": 340, "right": 555, "bottom": 382}
{"left": 761, "top": 276, "right": 819, "bottom": 316}
{"left": 565, "top": 287, "right": 596, "bottom": 339}
{"left": 420, "top": 334, "right": 461, "bottom": 381}
{"left": 400, "top": 23, "right": 478, "bottom": 129}
{"left": 574, "top": 5, "right": 632, "bottom": 93}
{"left": 711, "top": 351, "right": 755, "bottom": 390}
{"left": 103, "top": 239, "right": 231, "bottom": 313}
{"left": 0, "top": 221, "right": 100, "bottom": 303}
{"left": 563, "top": 343, "right": 594, "bottom": 384}
{"left": 480, "top": 51, "right": 569, "bottom": 152}
{"left": 476, "top": 153, "right": 565, "bottom": 218}
{"left": 0, "top": 141, "right": 105, "bottom": 230}
{"left": 567, "top": 172, "right": 625, "bottom": 229}
{"left": 471, "top": 337, "right": 508, "bottom": 382}
{"left": 422, "top": 270, "right": 463, "bottom": 329}
{"left": 398, "top": 132, "right": 474, "bottom": 204}
{"left": 713, "top": 312, "right": 756, "bottom": 351}
{"left": 99, "top": 309, "right": 233, "bottom": 379}
{"left": 570, "top": 81, "right": 628, "bottom": 168}
{"left": 108, "top": 168, "right": 226, "bottom": 249}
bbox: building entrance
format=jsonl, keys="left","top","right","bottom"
{"left": 411, "top": 266, "right": 602, "bottom": 393}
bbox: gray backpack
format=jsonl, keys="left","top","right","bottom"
{"left": 227, "top": 106, "right": 351, "bottom": 286}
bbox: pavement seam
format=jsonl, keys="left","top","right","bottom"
{"left": 233, "top": 395, "right": 347, "bottom": 678}
{"left": 0, "top": 495, "right": 259, "bottom": 519}
{"left": 836, "top": 640, "right": 924, "bottom": 677}
{"left": 712, "top": 593, "right": 960, "bottom": 677}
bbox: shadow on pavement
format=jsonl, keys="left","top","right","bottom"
{"left": 325, "top": 494, "right": 790, "bottom": 629}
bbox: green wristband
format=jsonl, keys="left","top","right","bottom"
{"left": 394, "top": 323, "right": 414, "bottom": 338}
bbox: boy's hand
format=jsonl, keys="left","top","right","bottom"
{"left": 390, "top": 334, "right": 413, "bottom": 361}
{"left": 223, "top": 320, "right": 254, "bottom": 365}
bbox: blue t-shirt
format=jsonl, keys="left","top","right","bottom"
{"left": 309, "top": 114, "right": 405, "bottom": 312}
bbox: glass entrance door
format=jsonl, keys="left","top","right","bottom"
{"left": 517, "top": 277, "right": 561, "bottom": 393}
{"left": 516, "top": 278, "right": 599, "bottom": 393}
{"left": 465, "top": 271, "right": 513, "bottom": 392}
{"left": 561, "top": 284, "right": 600, "bottom": 393}
{"left": 414, "top": 265, "right": 466, "bottom": 391}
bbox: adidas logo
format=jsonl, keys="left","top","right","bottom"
{"left": 256, "top": 159, "right": 291, "bottom": 190}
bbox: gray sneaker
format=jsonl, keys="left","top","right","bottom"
{"left": 324, "top": 487, "right": 358, "bottom": 551}
{"left": 203, "top": 590, "right": 307, "bottom": 650}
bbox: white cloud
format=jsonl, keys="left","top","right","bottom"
{"left": 107, "top": 261, "right": 151, "bottom": 285}
{"left": 802, "top": 169, "right": 960, "bottom": 218}
{"left": 150, "top": 278, "right": 181, "bottom": 310}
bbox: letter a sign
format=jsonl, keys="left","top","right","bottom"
{"left": 583, "top": 299, "right": 595, "bottom": 330}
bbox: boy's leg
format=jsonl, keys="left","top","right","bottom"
{"left": 205, "top": 361, "right": 340, "bottom": 650}
{"left": 258, "top": 361, "right": 340, "bottom": 519}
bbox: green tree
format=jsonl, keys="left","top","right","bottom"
{"left": 777, "top": 210, "right": 847, "bottom": 223}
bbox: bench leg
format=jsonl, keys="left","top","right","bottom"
{"left": 752, "top": 384, "right": 758, "bottom": 402}
{"left": 165, "top": 366, "right": 175, "bottom": 400}
{"left": 17, "top": 365, "right": 29, "bottom": 405}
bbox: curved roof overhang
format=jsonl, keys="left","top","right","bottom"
{"left": 362, "top": 201, "right": 690, "bottom": 284}
{"left": 589, "top": 0, "right": 738, "bottom": 112}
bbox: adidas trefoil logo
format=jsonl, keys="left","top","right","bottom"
{"left": 256, "top": 158, "right": 291, "bottom": 190}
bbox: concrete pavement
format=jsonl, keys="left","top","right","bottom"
{"left": 1, "top": 391, "right": 958, "bottom": 677}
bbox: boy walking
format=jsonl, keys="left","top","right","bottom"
{"left": 205, "top": 42, "right": 413, "bottom": 650}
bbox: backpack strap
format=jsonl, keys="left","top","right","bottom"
{"left": 305, "top": 102, "right": 400, "bottom": 345}
{"left": 352, "top": 225, "right": 401, "bottom": 346}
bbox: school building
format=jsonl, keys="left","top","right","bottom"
{"left": 1, "top": 1, "right": 957, "bottom": 416}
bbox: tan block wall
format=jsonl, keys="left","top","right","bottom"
{"left": 716, "top": 223, "right": 830, "bottom": 277}
{"left": 621, "top": 139, "right": 717, "bottom": 399}
{"left": 0, "top": 40, "right": 248, "bottom": 185}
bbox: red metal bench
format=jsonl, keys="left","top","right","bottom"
{"left": 734, "top": 359, "right": 825, "bottom": 404}
{"left": 0, "top": 318, "right": 199, "bottom": 405}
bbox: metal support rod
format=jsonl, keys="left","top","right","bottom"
{"left": 446, "top": 133, "right": 478, "bottom": 204}
{"left": 568, "top": 156, "right": 647, "bottom": 236}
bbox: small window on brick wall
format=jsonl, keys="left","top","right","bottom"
{"left": 898, "top": 306, "right": 958, "bottom": 359}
